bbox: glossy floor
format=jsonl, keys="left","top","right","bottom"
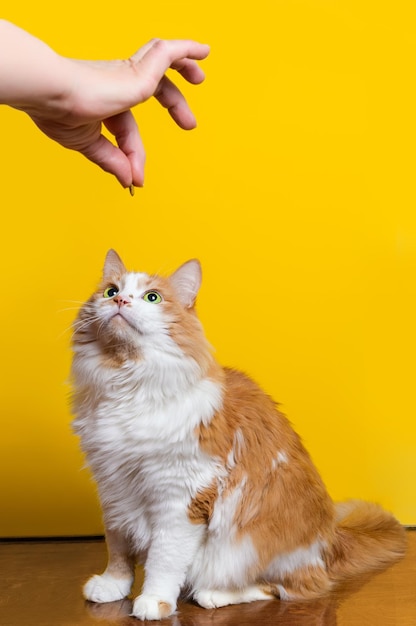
{"left": 1, "top": 531, "right": 415, "bottom": 626}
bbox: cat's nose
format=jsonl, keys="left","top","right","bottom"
{"left": 114, "top": 294, "right": 132, "bottom": 307}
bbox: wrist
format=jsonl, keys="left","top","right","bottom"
{"left": 0, "top": 21, "right": 73, "bottom": 116}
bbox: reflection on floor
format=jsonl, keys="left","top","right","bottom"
{"left": 1, "top": 530, "right": 415, "bottom": 625}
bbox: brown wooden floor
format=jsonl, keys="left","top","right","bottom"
{"left": 1, "top": 531, "right": 415, "bottom": 626}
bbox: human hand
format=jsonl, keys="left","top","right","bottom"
{"left": 30, "top": 39, "right": 210, "bottom": 189}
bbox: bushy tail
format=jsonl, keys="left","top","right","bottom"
{"left": 327, "top": 500, "right": 407, "bottom": 582}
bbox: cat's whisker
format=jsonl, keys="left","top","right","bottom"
{"left": 72, "top": 315, "right": 100, "bottom": 330}
{"left": 56, "top": 314, "right": 100, "bottom": 341}
{"left": 70, "top": 316, "right": 103, "bottom": 340}
{"left": 57, "top": 307, "right": 85, "bottom": 315}
{"left": 57, "top": 325, "right": 77, "bottom": 341}
{"left": 96, "top": 318, "right": 109, "bottom": 338}
{"left": 56, "top": 300, "right": 86, "bottom": 309}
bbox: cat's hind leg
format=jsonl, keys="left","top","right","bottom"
{"left": 194, "top": 585, "right": 275, "bottom": 609}
{"left": 83, "top": 529, "right": 135, "bottom": 603}
{"left": 262, "top": 554, "right": 333, "bottom": 601}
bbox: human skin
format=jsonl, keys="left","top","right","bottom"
{"left": 0, "top": 20, "right": 210, "bottom": 187}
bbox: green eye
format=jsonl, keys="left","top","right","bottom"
{"left": 143, "top": 291, "right": 162, "bottom": 304}
{"left": 104, "top": 286, "right": 119, "bottom": 298}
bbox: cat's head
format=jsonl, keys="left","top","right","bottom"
{"left": 73, "top": 250, "right": 211, "bottom": 368}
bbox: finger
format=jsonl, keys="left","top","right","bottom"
{"left": 104, "top": 110, "right": 146, "bottom": 187}
{"left": 154, "top": 75, "right": 197, "bottom": 130}
{"left": 130, "top": 39, "right": 210, "bottom": 101}
{"left": 81, "top": 133, "right": 137, "bottom": 188}
{"left": 169, "top": 57, "right": 206, "bottom": 85}
{"left": 132, "top": 38, "right": 210, "bottom": 65}
{"left": 32, "top": 114, "right": 144, "bottom": 187}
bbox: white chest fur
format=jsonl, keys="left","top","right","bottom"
{"left": 72, "top": 351, "right": 223, "bottom": 543}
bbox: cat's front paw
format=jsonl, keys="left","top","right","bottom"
{"left": 83, "top": 573, "right": 133, "bottom": 603}
{"left": 132, "top": 594, "right": 174, "bottom": 621}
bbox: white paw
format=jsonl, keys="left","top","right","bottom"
{"left": 194, "top": 589, "right": 238, "bottom": 609}
{"left": 83, "top": 573, "right": 133, "bottom": 603}
{"left": 195, "top": 586, "right": 274, "bottom": 609}
{"left": 132, "top": 594, "right": 174, "bottom": 621}
{"left": 240, "top": 585, "right": 275, "bottom": 603}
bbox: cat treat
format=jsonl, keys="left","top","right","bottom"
{"left": 71, "top": 250, "right": 406, "bottom": 621}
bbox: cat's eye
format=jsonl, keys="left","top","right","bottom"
{"left": 143, "top": 291, "right": 162, "bottom": 304}
{"left": 103, "top": 286, "right": 119, "bottom": 298}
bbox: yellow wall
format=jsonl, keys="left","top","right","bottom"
{"left": 1, "top": 1, "right": 415, "bottom": 536}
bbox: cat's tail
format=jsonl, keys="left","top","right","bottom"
{"left": 326, "top": 500, "right": 407, "bottom": 582}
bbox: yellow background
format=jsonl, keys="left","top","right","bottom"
{"left": 1, "top": 1, "right": 415, "bottom": 536}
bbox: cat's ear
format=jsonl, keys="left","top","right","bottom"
{"left": 103, "top": 249, "right": 127, "bottom": 281}
{"left": 170, "top": 260, "right": 202, "bottom": 308}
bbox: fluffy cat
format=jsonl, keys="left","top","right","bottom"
{"left": 71, "top": 250, "right": 406, "bottom": 621}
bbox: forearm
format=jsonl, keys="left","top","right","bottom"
{"left": 0, "top": 20, "right": 71, "bottom": 114}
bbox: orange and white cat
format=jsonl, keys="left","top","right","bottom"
{"left": 71, "top": 250, "right": 406, "bottom": 621}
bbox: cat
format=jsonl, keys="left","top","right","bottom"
{"left": 71, "top": 249, "right": 406, "bottom": 621}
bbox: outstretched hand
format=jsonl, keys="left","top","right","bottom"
{"left": 31, "top": 39, "right": 210, "bottom": 188}
{"left": 0, "top": 21, "right": 209, "bottom": 188}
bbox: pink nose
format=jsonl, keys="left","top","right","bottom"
{"left": 114, "top": 294, "right": 132, "bottom": 307}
